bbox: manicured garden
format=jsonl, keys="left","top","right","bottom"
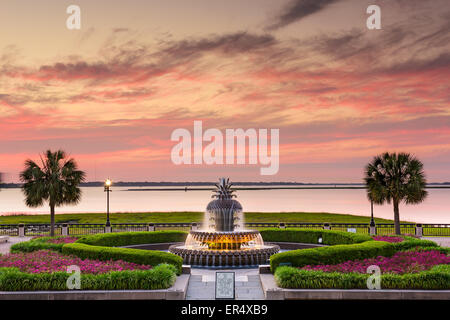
{"left": 0, "top": 231, "right": 187, "bottom": 291}
{"left": 264, "top": 229, "right": 450, "bottom": 290}
{"left": 1, "top": 228, "right": 449, "bottom": 292}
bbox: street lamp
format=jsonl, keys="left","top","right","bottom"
{"left": 370, "top": 199, "right": 375, "bottom": 227}
{"left": 104, "top": 179, "right": 112, "bottom": 227}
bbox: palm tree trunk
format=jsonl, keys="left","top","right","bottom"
{"left": 50, "top": 203, "right": 55, "bottom": 237}
{"left": 393, "top": 198, "right": 401, "bottom": 235}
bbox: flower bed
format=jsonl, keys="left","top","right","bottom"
{"left": 0, "top": 264, "right": 177, "bottom": 291}
{"left": 11, "top": 236, "right": 81, "bottom": 253}
{"left": 301, "top": 250, "right": 450, "bottom": 274}
{"left": 275, "top": 264, "right": 450, "bottom": 290}
{"left": 0, "top": 250, "right": 152, "bottom": 274}
{"left": 45, "top": 236, "right": 78, "bottom": 244}
{"left": 10, "top": 232, "right": 185, "bottom": 274}
{"left": 270, "top": 234, "right": 438, "bottom": 272}
{"left": 373, "top": 235, "right": 404, "bottom": 243}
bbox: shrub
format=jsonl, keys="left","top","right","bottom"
{"left": 0, "top": 264, "right": 176, "bottom": 291}
{"left": 10, "top": 236, "right": 80, "bottom": 253}
{"left": 62, "top": 243, "right": 183, "bottom": 274}
{"left": 274, "top": 265, "right": 450, "bottom": 290}
{"left": 260, "top": 228, "right": 372, "bottom": 245}
{"left": 76, "top": 231, "right": 188, "bottom": 247}
{"left": 390, "top": 237, "right": 438, "bottom": 251}
{"left": 270, "top": 240, "right": 395, "bottom": 272}
{"left": 408, "top": 246, "right": 450, "bottom": 255}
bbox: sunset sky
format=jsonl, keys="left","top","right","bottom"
{"left": 0, "top": 0, "right": 449, "bottom": 183}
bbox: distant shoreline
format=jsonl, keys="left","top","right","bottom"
{"left": 1, "top": 181, "right": 450, "bottom": 189}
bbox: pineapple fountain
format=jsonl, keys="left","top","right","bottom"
{"left": 169, "top": 178, "right": 279, "bottom": 267}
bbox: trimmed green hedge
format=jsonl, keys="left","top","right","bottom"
{"left": 274, "top": 265, "right": 450, "bottom": 290}
{"left": 0, "top": 264, "right": 177, "bottom": 291}
{"left": 270, "top": 240, "right": 395, "bottom": 272}
{"left": 408, "top": 246, "right": 450, "bottom": 255}
{"left": 76, "top": 231, "right": 188, "bottom": 247}
{"left": 10, "top": 236, "right": 80, "bottom": 253}
{"left": 259, "top": 228, "right": 372, "bottom": 245}
{"left": 62, "top": 243, "right": 183, "bottom": 274}
{"left": 391, "top": 237, "right": 438, "bottom": 251}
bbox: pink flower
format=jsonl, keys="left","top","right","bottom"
{"left": 300, "top": 250, "right": 450, "bottom": 274}
{"left": 373, "top": 236, "right": 405, "bottom": 243}
{"left": 0, "top": 250, "right": 152, "bottom": 274}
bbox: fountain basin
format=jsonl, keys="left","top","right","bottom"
{"left": 169, "top": 243, "right": 280, "bottom": 267}
{"left": 188, "top": 230, "right": 262, "bottom": 250}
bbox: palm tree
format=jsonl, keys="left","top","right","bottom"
{"left": 364, "top": 152, "right": 427, "bottom": 235}
{"left": 20, "top": 150, "right": 86, "bottom": 236}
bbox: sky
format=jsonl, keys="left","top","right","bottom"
{"left": 0, "top": 0, "right": 449, "bottom": 183}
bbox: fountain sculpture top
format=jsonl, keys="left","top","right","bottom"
{"left": 206, "top": 178, "right": 242, "bottom": 232}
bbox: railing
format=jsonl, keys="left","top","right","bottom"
{"left": 25, "top": 224, "right": 63, "bottom": 236}
{"left": 153, "top": 223, "right": 193, "bottom": 232}
{"left": 111, "top": 223, "right": 148, "bottom": 233}
{"left": 375, "top": 223, "right": 416, "bottom": 236}
{"left": 0, "top": 222, "right": 449, "bottom": 237}
{"left": 68, "top": 224, "right": 106, "bottom": 235}
{"left": 0, "top": 224, "right": 19, "bottom": 236}
{"left": 422, "top": 224, "right": 450, "bottom": 237}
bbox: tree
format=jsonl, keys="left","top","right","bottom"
{"left": 20, "top": 150, "right": 85, "bottom": 236}
{"left": 364, "top": 152, "right": 427, "bottom": 235}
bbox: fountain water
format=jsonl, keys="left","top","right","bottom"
{"left": 169, "top": 178, "right": 280, "bottom": 267}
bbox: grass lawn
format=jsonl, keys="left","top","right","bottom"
{"left": 0, "top": 211, "right": 402, "bottom": 224}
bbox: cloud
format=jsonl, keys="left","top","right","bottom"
{"left": 160, "top": 32, "right": 276, "bottom": 57}
{"left": 3, "top": 32, "right": 276, "bottom": 87}
{"left": 266, "top": 0, "right": 342, "bottom": 31}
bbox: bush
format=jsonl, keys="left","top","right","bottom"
{"left": 409, "top": 246, "right": 450, "bottom": 255}
{"left": 391, "top": 237, "right": 438, "bottom": 251}
{"left": 260, "top": 228, "right": 372, "bottom": 245}
{"left": 76, "top": 231, "right": 188, "bottom": 247}
{"left": 11, "top": 236, "right": 80, "bottom": 253}
{"left": 274, "top": 265, "right": 450, "bottom": 290}
{"left": 0, "top": 264, "right": 176, "bottom": 291}
{"left": 62, "top": 243, "right": 183, "bottom": 274}
{"left": 270, "top": 240, "right": 395, "bottom": 272}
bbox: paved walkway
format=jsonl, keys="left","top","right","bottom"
{"left": 186, "top": 268, "right": 264, "bottom": 300}
{"left": 422, "top": 237, "right": 450, "bottom": 247}
{"left": 0, "top": 236, "right": 32, "bottom": 255}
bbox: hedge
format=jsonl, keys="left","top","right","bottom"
{"left": 0, "top": 264, "right": 177, "bottom": 291}
{"left": 76, "top": 231, "right": 188, "bottom": 247}
{"left": 259, "top": 228, "right": 372, "bottom": 245}
{"left": 270, "top": 240, "right": 395, "bottom": 272}
{"left": 274, "top": 265, "right": 450, "bottom": 290}
{"left": 10, "top": 236, "right": 80, "bottom": 253}
{"left": 390, "top": 237, "right": 438, "bottom": 251}
{"left": 62, "top": 243, "right": 183, "bottom": 274}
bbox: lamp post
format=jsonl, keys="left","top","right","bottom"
{"left": 369, "top": 199, "right": 377, "bottom": 236}
{"left": 370, "top": 199, "right": 375, "bottom": 227}
{"left": 104, "top": 179, "right": 112, "bottom": 227}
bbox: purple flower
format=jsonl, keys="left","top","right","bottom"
{"left": 0, "top": 250, "right": 152, "bottom": 274}
{"left": 300, "top": 250, "right": 450, "bottom": 274}
{"left": 373, "top": 236, "right": 405, "bottom": 243}
{"left": 45, "top": 237, "right": 79, "bottom": 244}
